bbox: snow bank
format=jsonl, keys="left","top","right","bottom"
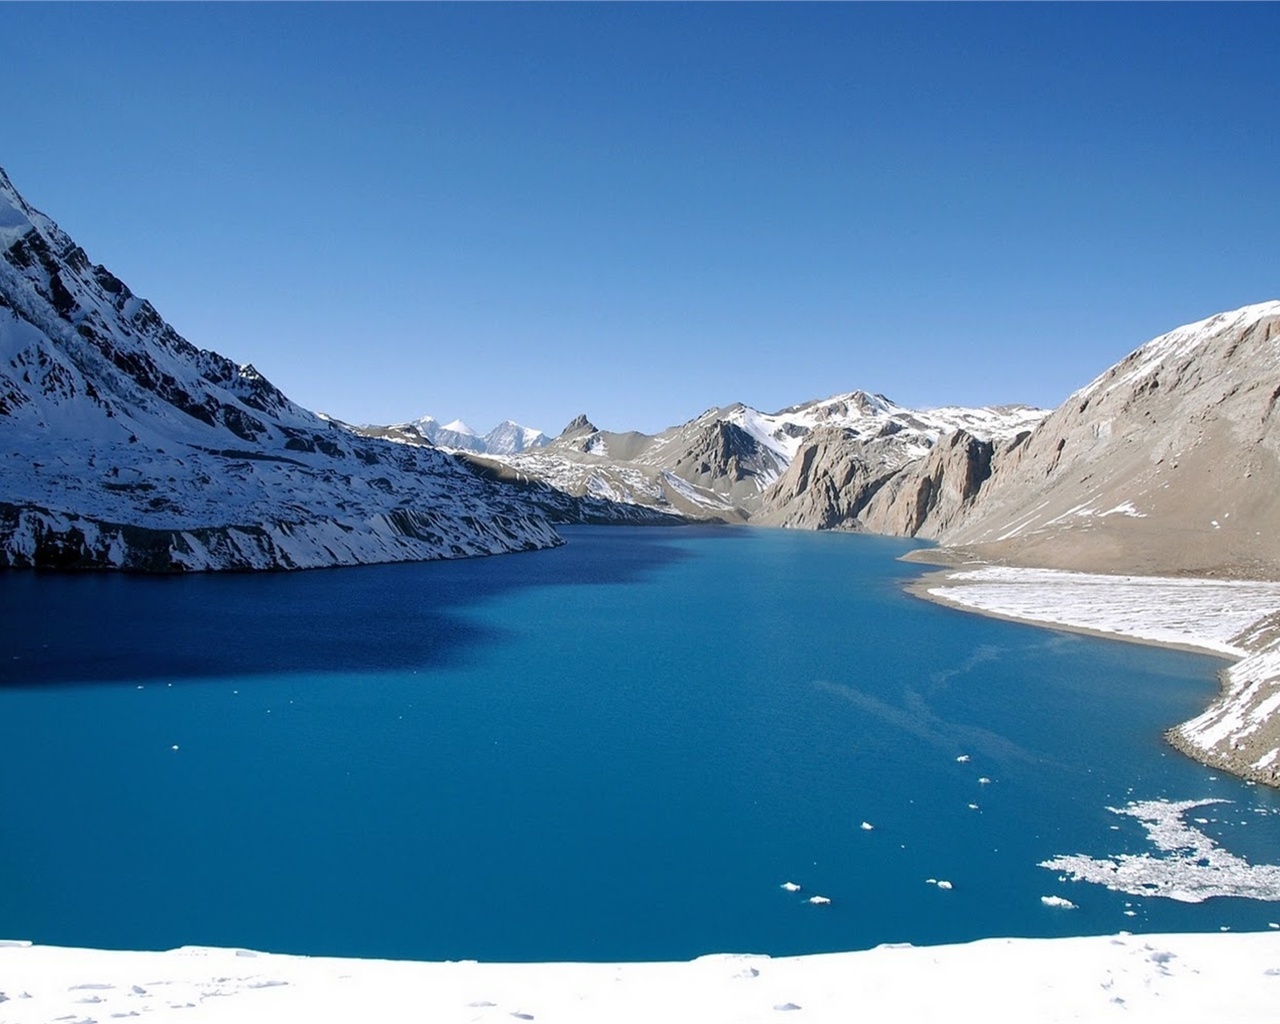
{"left": 4, "top": 931, "right": 1279, "bottom": 1024}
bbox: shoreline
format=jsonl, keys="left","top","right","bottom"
{"left": 904, "top": 560, "right": 1280, "bottom": 788}
{"left": 906, "top": 568, "right": 1243, "bottom": 660}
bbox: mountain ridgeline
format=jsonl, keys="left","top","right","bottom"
{"left": 3, "top": 166, "right": 1278, "bottom": 583}
{"left": 378, "top": 302, "right": 1280, "bottom": 582}
{"left": 366, "top": 394, "right": 1047, "bottom": 528}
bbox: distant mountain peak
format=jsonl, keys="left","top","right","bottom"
{"left": 560, "top": 414, "right": 597, "bottom": 438}
{"left": 398, "top": 413, "right": 548, "bottom": 455}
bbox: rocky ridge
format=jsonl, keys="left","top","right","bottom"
{"left": 387, "top": 395, "right": 1047, "bottom": 526}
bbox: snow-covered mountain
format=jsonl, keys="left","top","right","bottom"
{"left": 0, "top": 167, "right": 566, "bottom": 570}
{"left": 374, "top": 414, "right": 551, "bottom": 456}
{"left": 452, "top": 395, "right": 1048, "bottom": 523}
{"left": 406, "top": 416, "right": 486, "bottom": 452}
{"left": 483, "top": 419, "right": 550, "bottom": 455}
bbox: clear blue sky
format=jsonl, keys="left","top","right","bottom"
{"left": 4, "top": 3, "right": 1277, "bottom": 435}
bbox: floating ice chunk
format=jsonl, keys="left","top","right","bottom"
{"left": 936, "top": 880, "right": 953, "bottom": 890}
{"left": 1041, "top": 798, "right": 1280, "bottom": 903}
{"left": 170, "top": 744, "right": 179, "bottom": 751}
{"left": 1124, "top": 910, "right": 1137, "bottom": 917}
{"left": 955, "top": 755, "right": 971, "bottom": 763}
{"left": 781, "top": 882, "right": 801, "bottom": 892}
{"left": 1269, "top": 922, "right": 1279, "bottom": 929}
{"left": 968, "top": 803, "right": 980, "bottom": 810}
{"left": 807, "top": 896, "right": 831, "bottom": 906}
{"left": 860, "top": 821, "right": 875, "bottom": 831}
{"left": 1040, "top": 895, "right": 1077, "bottom": 909}
{"left": 978, "top": 777, "right": 991, "bottom": 785}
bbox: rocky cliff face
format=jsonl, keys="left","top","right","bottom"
{"left": 751, "top": 427, "right": 927, "bottom": 530}
{"left": 935, "top": 302, "right": 1280, "bottom": 577}
{"left": 0, "top": 168, "right": 564, "bottom": 571}
{"left": 860, "top": 429, "right": 1009, "bottom": 538}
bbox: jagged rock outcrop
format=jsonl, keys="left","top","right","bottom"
{"left": 859, "top": 429, "right": 1004, "bottom": 538}
{"left": 0, "top": 167, "right": 564, "bottom": 571}
{"left": 557, "top": 413, "right": 599, "bottom": 442}
{"left": 667, "top": 419, "right": 786, "bottom": 507}
{"left": 752, "top": 427, "right": 931, "bottom": 530}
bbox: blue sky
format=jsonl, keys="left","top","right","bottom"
{"left": 4, "top": 4, "right": 1277, "bottom": 435}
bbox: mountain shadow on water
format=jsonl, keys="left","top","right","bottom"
{"left": 0, "top": 526, "right": 723, "bottom": 687}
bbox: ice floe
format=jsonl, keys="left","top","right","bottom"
{"left": 1040, "top": 896, "right": 1077, "bottom": 909}
{"left": 1040, "top": 799, "right": 1280, "bottom": 903}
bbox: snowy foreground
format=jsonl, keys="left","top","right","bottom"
{"left": 926, "top": 565, "right": 1280, "bottom": 786}
{"left": 3, "top": 932, "right": 1280, "bottom": 1024}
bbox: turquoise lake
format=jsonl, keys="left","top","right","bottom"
{"left": 2, "top": 525, "right": 1278, "bottom": 962}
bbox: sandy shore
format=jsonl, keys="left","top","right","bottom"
{"left": 4, "top": 931, "right": 1280, "bottom": 1024}
{"left": 908, "top": 562, "right": 1280, "bottom": 787}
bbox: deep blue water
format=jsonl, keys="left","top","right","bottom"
{"left": 2, "top": 526, "right": 1278, "bottom": 962}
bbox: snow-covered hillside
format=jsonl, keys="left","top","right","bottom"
{"left": 0, "top": 168, "right": 563, "bottom": 571}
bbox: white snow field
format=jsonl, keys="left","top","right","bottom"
{"left": 3, "top": 931, "right": 1279, "bottom": 1024}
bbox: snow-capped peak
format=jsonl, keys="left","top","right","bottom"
{"left": 401, "top": 413, "right": 548, "bottom": 454}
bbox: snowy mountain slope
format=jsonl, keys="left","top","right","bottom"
{"left": 0, "top": 167, "right": 563, "bottom": 571}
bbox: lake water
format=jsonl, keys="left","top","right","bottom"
{"left": 2, "top": 526, "right": 1278, "bottom": 962}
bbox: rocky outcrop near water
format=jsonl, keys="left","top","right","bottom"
{"left": 0, "top": 167, "right": 565, "bottom": 571}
